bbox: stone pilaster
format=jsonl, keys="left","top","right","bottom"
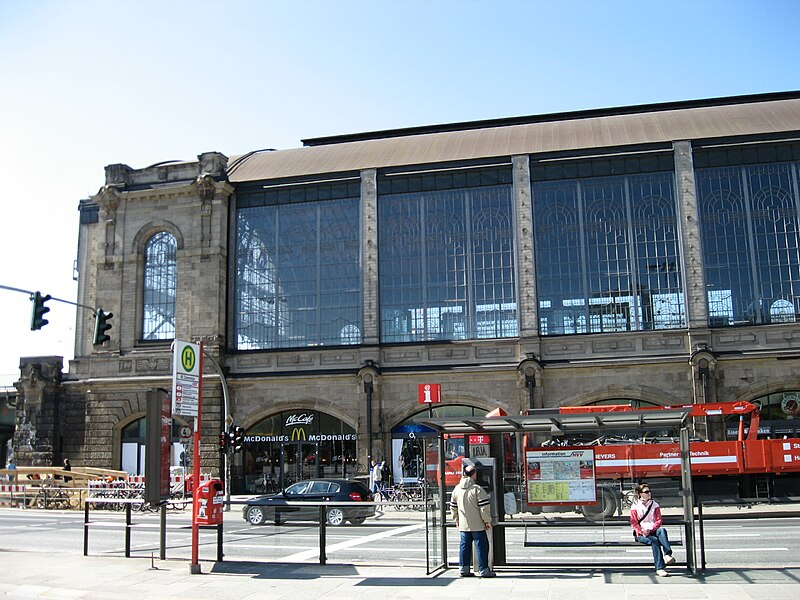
{"left": 13, "top": 357, "right": 63, "bottom": 466}
{"left": 674, "top": 141, "right": 709, "bottom": 331}
{"left": 513, "top": 155, "right": 539, "bottom": 342}
{"left": 361, "top": 169, "right": 379, "bottom": 346}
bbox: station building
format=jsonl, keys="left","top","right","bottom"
{"left": 10, "top": 91, "right": 800, "bottom": 493}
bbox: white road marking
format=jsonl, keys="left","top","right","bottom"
{"left": 281, "top": 522, "right": 424, "bottom": 562}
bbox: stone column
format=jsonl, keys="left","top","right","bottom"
{"left": 361, "top": 169, "right": 379, "bottom": 346}
{"left": 13, "top": 357, "right": 63, "bottom": 466}
{"left": 513, "top": 155, "right": 539, "bottom": 344}
{"left": 674, "top": 141, "right": 709, "bottom": 331}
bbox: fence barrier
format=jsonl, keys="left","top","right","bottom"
{"left": 0, "top": 484, "right": 27, "bottom": 508}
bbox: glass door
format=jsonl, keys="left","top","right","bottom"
{"left": 280, "top": 442, "right": 320, "bottom": 488}
{"left": 425, "top": 437, "right": 445, "bottom": 574}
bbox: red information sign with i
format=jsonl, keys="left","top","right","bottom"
{"left": 418, "top": 383, "right": 442, "bottom": 404}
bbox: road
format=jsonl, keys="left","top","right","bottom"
{"left": 1, "top": 506, "right": 799, "bottom": 570}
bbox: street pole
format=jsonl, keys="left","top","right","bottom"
{"left": 190, "top": 342, "right": 204, "bottom": 574}
{"left": 202, "top": 350, "right": 232, "bottom": 510}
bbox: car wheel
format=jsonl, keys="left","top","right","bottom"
{"left": 326, "top": 507, "right": 345, "bottom": 526}
{"left": 349, "top": 516, "right": 366, "bottom": 525}
{"left": 246, "top": 506, "right": 266, "bottom": 526}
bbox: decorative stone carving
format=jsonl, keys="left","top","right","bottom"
{"left": 95, "top": 185, "right": 121, "bottom": 221}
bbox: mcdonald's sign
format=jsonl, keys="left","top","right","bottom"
{"left": 290, "top": 427, "right": 307, "bottom": 441}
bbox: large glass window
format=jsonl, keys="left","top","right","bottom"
{"left": 533, "top": 172, "right": 683, "bottom": 335}
{"left": 235, "top": 188, "right": 361, "bottom": 349}
{"left": 238, "top": 410, "right": 358, "bottom": 493}
{"left": 142, "top": 231, "right": 176, "bottom": 340}
{"left": 725, "top": 391, "right": 800, "bottom": 439}
{"left": 378, "top": 168, "right": 516, "bottom": 343}
{"left": 697, "top": 162, "right": 800, "bottom": 326}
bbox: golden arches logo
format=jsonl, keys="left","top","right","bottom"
{"left": 290, "top": 428, "right": 307, "bottom": 441}
{"left": 181, "top": 346, "right": 196, "bottom": 372}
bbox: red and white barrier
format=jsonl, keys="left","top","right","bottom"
{"left": 0, "top": 484, "right": 28, "bottom": 507}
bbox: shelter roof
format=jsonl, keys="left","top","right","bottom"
{"left": 413, "top": 407, "right": 691, "bottom": 436}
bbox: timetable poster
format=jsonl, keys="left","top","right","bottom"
{"left": 525, "top": 447, "right": 597, "bottom": 506}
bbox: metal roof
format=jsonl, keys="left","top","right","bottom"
{"left": 413, "top": 407, "right": 691, "bottom": 436}
{"left": 228, "top": 96, "right": 800, "bottom": 182}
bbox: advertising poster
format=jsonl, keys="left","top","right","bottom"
{"left": 526, "top": 447, "right": 597, "bottom": 506}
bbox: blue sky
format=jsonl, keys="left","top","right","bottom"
{"left": 1, "top": 0, "right": 799, "bottom": 380}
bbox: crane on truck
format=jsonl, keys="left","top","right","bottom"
{"left": 529, "top": 400, "right": 800, "bottom": 518}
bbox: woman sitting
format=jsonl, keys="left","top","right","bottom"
{"left": 630, "top": 483, "right": 676, "bottom": 576}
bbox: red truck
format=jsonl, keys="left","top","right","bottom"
{"left": 534, "top": 401, "right": 800, "bottom": 517}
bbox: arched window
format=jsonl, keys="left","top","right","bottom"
{"left": 725, "top": 391, "right": 800, "bottom": 439}
{"left": 142, "top": 232, "right": 176, "bottom": 340}
{"left": 121, "top": 417, "right": 189, "bottom": 475}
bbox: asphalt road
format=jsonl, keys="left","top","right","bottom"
{"left": 1, "top": 506, "right": 798, "bottom": 570}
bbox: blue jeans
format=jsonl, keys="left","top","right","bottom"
{"left": 636, "top": 527, "right": 672, "bottom": 570}
{"left": 459, "top": 530, "right": 489, "bottom": 574}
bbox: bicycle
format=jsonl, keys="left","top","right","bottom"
{"left": 34, "top": 480, "right": 76, "bottom": 510}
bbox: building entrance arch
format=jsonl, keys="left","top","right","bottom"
{"left": 390, "top": 404, "right": 486, "bottom": 485}
{"left": 119, "top": 415, "right": 191, "bottom": 475}
{"left": 236, "top": 409, "right": 357, "bottom": 494}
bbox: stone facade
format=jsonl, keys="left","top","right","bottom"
{"left": 10, "top": 94, "right": 800, "bottom": 480}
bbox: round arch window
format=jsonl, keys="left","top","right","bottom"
{"left": 725, "top": 391, "right": 800, "bottom": 439}
{"left": 120, "top": 417, "right": 191, "bottom": 475}
{"left": 236, "top": 410, "right": 357, "bottom": 494}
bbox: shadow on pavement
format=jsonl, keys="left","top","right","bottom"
{"left": 692, "top": 567, "right": 800, "bottom": 584}
{"left": 209, "top": 560, "right": 360, "bottom": 579}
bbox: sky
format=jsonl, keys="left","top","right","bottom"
{"left": 1, "top": 0, "right": 799, "bottom": 383}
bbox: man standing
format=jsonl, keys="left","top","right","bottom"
{"left": 450, "top": 464, "right": 495, "bottom": 578}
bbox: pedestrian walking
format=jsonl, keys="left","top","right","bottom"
{"left": 630, "top": 483, "right": 676, "bottom": 576}
{"left": 369, "top": 459, "right": 384, "bottom": 495}
{"left": 62, "top": 458, "right": 72, "bottom": 483}
{"left": 450, "top": 464, "right": 495, "bottom": 578}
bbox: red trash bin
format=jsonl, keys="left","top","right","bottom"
{"left": 193, "top": 479, "right": 224, "bottom": 525}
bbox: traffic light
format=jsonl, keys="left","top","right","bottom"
{"left": 231, "top": 426, "right": 245, "bottom": 453}
{"left": 93, "top": 309, "right": 113, "bottom": 345}
{"left": 30, "top": 292, "right": 51, "bottom": 330}
{"left": 219, "top": 431, "right": 228, "bottom": 452}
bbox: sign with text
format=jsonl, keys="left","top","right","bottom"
{"left": 173, "top": 340, "right": 200, "bottom": 418}
{"left": 525, "top": 447, "right": 597, "bottom": 506}
{"left": 418, "top": 383, "right": 442, "bottom": 404}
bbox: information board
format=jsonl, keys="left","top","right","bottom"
{"left": 525, "top": 447, "right": 597, "bottom": 506}
{"left": 172, "top": 340, "right": 200, "bottom": 418}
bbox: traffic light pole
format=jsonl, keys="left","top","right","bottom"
{"left": 1, "top": 284, "right": 112, "bottom": 340}
{"left": 0, "top": 284, "right": 98, "bottom": 313}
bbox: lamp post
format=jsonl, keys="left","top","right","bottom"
{"left": 202, "top": 350, "right": 232, "bottom": 510}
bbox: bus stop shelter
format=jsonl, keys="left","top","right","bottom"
{"left": 414, "top": 406, "right": 698, "bottom": 574}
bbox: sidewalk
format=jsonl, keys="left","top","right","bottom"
{"left": 1, "top": 549, "right": 798, "bottom": 600}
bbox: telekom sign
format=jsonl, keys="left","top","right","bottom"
{"left": 418, "top": 383, "right": 442, "bottom": 404}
